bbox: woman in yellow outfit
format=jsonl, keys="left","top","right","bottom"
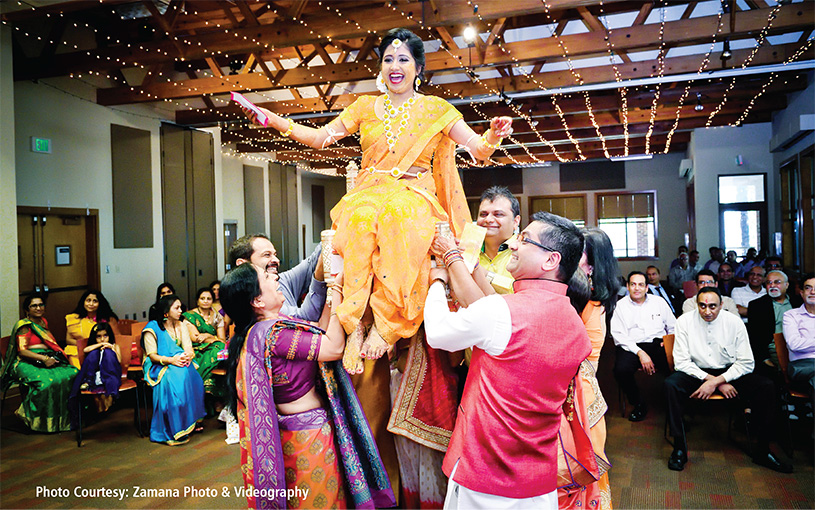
{"left": 65, "top": 289, "right": 120, "bottom": 369}
{"left": 244, "top": 28, "right": 512, "bottom": 373}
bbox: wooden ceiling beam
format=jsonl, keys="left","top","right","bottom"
{"left": 153, "top": 40, "right": 812, "bottom": 111}
{"left": 13, "top": 0, "right": 643, "bottom": 79}
{"left": 217, "top": 0, "right": 242, "bottom": 27}
{"left": 33, "top": 2, "right": 811, "bottom": 87}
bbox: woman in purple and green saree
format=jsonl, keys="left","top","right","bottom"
{"left": 1, "top": 294, "right": 78, "bottom": 432}
{"left": 220, "top": 262, "right": 395, "bottom": 509}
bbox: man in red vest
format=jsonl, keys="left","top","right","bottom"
{"left": 425, "top": 211, "right": 591, "bottom": 509}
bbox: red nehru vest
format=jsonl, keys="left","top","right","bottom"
{"left": 442, "top": 279, "right": 591, "bottom": 498}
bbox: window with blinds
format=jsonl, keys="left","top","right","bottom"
{"left": 529, "top": 195, "right": 586, "bottom": 228}
{"left": 597, "top": 191, "right": 657, "bottom": 259}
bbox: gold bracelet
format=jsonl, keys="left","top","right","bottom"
{"left": 281, "top": 119, "right": 294, "bottom": 137}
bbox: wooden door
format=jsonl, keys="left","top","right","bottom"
{"left": 17, "top": 207, "right": 100, "bottom": 344}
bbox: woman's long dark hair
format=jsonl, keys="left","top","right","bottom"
{"left": 566, "top": 268, "right": 592, "bottom": 315}
{"left": 155, "top": 282, "right": 175, "bottom": 303}
{"left": 71, "top": 289, "right": 119, "bottom": 322}
{"left": 583, "top": 228, "right": 621, "bottom": 315}
{"left": 219, "top": 263, "right": 262, "bottom": 419}
{"left": 89, "top": 322, "right": 115, "bottom": 346}
{"left": 147, "top": 295, "right": 182, "bottom": 331}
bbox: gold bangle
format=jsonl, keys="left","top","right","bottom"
{"left": 281, "top": 119, "right": 294, "bottom": 137}
{"left": 481, "top": 132, "right": 500, "bottom": 150}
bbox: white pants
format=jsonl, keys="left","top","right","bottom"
{"left": 443, "top": 461, "right": 557, "bottom": 510}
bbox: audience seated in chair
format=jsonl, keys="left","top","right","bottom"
{"left": 0, "top": 295, "right": 78, "bottom": 432}
{"left": 717, "top": 262, "right": 745, "bottom": 298}
{"left": 69, "top": 322, "right": 121, "bottom": 419}
{"left": 681, "top": 270, "right": 739, "bottom": 316}
{"left": 782, "top": 273, "right": 815, "bottom": 393}
{"left": 646, "top": 265, "right": 678, "bottom": 316}
{"left": 665, "top": 287, "right": 791, "bottom": 473}
{"left": 747, "top": 270, "right": 802, "bottom": 372}
{"left": 65, "top": 289, "right": 120, "bottom": 369}
{"left": 611, "top": 271, "right": 675, "bottom": 422}
{"left": 732, "top": 266, "right": 767, "bottom": 324}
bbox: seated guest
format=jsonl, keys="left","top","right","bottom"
{"left": 703, "top": 247, "right": 724, "bottom": 273}
{"left": 688, "top": 250, "right": 703, "bottom": 276}
{"left": 69, "top": 322, "right": 121, "bottom": 422}
{"left": 782, "top": 273, "right": 815, "bottom": 391}
{"left": 184, "top": 287, "right": 227, "bottom": 401}
{"left": 763, "top": 256, "right": 783, "bottom": 271}
{"left": 209, "top": 280, "right": 222, "bottom": 314}
{"left": 156, "top": 282, "right": 175, "bottom": 301}
{"left": 665, "top": 287, "right": 791, "bottom": 473}
{"left": 747, "top": 270, "right": 803, "bottom": 370}
{"left": 717, "top": 262, "right": 744, "bottom": 297}
{"left": 220, "top": 263, "right": 395, "bottom": 509}
{"left": 737, "top": 247, "right": 759, "bottom": 278}
{"left": 65, "top": 290, "right": 120, "bottom": 369}
{"left": 732, "top": 266, "right": 767, "bottom": 323}
{"left": 668, "top": 252, "right": 696, "bottom": 295}
{"left": 724, "top": 251, "right": 742, "bottom": 277}
{"left": 142, "top": 295, "right": 206, "bottom": 445}
{"left": 669, "top": 245, "right": 689, "bottom": 269}
{"left": 1, "top": 295, "right": 78, "bottom": 432}
{"left": 682, "top": 270, "right": 739, "bottom": 316}
{"left": 646, "top": 265, "right": 676, "bottom": 315}
{"left": 611, "top": 271, "right": 675, "bottom": 422}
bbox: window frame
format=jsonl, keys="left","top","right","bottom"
{"left": 595, "top": 190, "right": 659, "bottom": 261}
{"left": 528, "top": 193, "right": 588, "bottom": 229}
{"left": 717, "top": 173, "right": 768, "bottom": 258}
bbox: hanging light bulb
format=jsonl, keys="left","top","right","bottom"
{"left": 695, "top": 93, "right": 704, "bottom": 111}
{"left": 462, "top": 25, "right": 478, "bottom": 47}
{"left": 722, "top": 38, "right": 732, "bottom": 60}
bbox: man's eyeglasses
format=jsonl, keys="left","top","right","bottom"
{"left": 518, "top": 232, "right": 559, "bottom": 253}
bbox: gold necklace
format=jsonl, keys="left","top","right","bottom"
{"left": 382, "top": 92, "right": 416, "bottom": 150}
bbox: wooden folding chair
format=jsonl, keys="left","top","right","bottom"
{"left": 75, "top": 334, "right": 143, "bottom": 447}
{"left": 773, "top": 332, "right": 813, "bottom": 457}
{"left": 662, "top": 333, "right": 747, "bottom": 449}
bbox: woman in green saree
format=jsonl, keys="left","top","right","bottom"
{"left": 183, "top": 288, "right": 226, "bottom": 399}
{"left": 1, "top": 295, "right": 78, "bottom": 432}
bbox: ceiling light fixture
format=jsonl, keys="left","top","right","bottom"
{"left": 695, "top": 93, "right": 704, "bottom": 111}
{"left": 462, "top": 25, "right": 477, "bottom": 47}
{"left": 722, "top": 38, "right": 732, "bottom": 60}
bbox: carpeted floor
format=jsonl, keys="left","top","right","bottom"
{"left": 1, "top": 339, "right": 813, "bottom": 510}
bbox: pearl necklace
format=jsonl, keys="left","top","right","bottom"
{"left": 382, "top": 92, "right": 416, "bottom": 150}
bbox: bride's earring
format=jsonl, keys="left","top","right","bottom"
{"left": 415, "top": 76, "right": 421, "bottom": 89}
{"left": 376, "top": 73, "right": 387, "bottom": 93}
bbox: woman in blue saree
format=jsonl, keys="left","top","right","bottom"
{"left": 141, "top": 295, "right": 206, "bottom": 445}
{"left": 220, "top": 263, "right": 395, "bottom": 509}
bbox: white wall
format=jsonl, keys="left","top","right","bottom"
{"left": 689, "top": 123, "right": 775, "bottom": 255}
{"left": 1, "top": 25, "right": 20, "bottom": 333}
{"left": 14, "top": 79, "right": 165, "bottom": 320}
{"left": 522, "top": 152, "right": 688, "bottom": 277}
{"left": 299, "top": 173, "right": 346, "bottom": 255}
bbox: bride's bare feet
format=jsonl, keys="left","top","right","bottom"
{"left": 360, "top": 324, "right": 390, "bottom": 360}
{"left": 342, "top": 321, "right": 366, "bottom": 375}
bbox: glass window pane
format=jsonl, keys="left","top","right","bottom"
{"left": 597, "top": 191, "right": 656, "bottom": 258}
{"left": 722, "top": 210, "right": 760, "bottom": 256}
{"left": 719, "top": 175, "right": 765, "bottom": 204}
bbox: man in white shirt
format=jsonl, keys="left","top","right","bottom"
{"left": 681, "top": 270, "right": 739, "bottom": 316}
{"left": 611, "top": 271, "right": 676, "bottom": 422}
{"left": 731, "top": 266, "right": 767, "bottom": 323}
{"left": 665, "top": 287, "right": 791, "bottom": 473}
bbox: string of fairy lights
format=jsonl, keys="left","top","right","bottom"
{"left": 662, "top": 8, "right": 724, "bottom": 154}
{"left": 2, "top": 0, "right": 811, "bottom": 167}
{"left": 705, "top": 2, "right": 783, "bottom": 127}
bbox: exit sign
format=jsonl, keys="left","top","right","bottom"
{"left": 30, "top": 137, "right": 51, "bottom": 153}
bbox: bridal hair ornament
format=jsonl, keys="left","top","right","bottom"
{"left": 391, "top": 39, "right": 403, "bottom": 49}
